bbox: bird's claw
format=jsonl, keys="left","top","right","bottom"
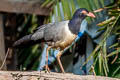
{"left": 45, "top": 65, "right": 50, "bottom": 73}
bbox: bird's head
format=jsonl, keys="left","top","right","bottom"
{"left": 69, "top": 8, "right": 95, "bottom": 34}
{"left": 73, "top": 8, "right": 95, "bottom": 19}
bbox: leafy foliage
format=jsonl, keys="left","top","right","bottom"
{"left": 87, "top": 0, "right": 120, "bottom": 77}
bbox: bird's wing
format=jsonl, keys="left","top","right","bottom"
{"left": 31, "top": 22, "right": 58, "bottom": 41}
{"left": 44, "top": 20, "right": 69, "bottom": 42}
{"left": 33, "top": 23, "right": 53, "bottom": 32}
{"left": 31, "top": 26, "right": 45, "bottom": 41}
{"left": 31, "top": 20, "right": 69, "bottom": 41}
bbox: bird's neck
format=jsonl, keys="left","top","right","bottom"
{"left": 68, "top": 16, "right": 86, "bottom": 35}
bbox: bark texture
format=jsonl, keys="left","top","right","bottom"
{"left": 0, "top": 71, "right": 119, "bottom": 80}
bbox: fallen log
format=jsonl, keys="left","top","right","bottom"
{"left": 0, "top": 71, "right": 119, "bottom": 80}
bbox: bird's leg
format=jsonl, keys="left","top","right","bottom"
{"left": 45, "top": 46, "right": 51, "bottom": 73}
{"left": 56, "top": 51, "right": 65, "bottom": 73}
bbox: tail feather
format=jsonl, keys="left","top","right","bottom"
{"left": 13, "top": 34, "right": 32, "bottom": 47}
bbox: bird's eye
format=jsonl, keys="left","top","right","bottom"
{"left": 81, "top": 10, "right": 88, "bottom": 15}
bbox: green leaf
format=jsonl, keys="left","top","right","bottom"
{"left": 83, "top": 45, "right": 101, "bottom": 66}
{"left": 109, "top": 43, "right": 119, "bottom": 48}
{"left": 97, "top": 17, "right": 115, "bottom": 26}
{"left": 103, "top": 42, "right": 109, "bottom": 73}
{"left": 99, "top": 52, "right": 102, "bottom": 74}
{"left": 112, "top": 66, "right": 120, "bottom": 76}
{"left": 107, "top": 48, "right": 120, "bottom": 57}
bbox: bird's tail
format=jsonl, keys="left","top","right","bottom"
{"left": 13, "top": 34, "right": 32, "bottom": 47}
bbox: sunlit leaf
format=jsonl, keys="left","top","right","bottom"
{"left": 109, "top": 43, "right": 119, "bottom": 48}
{"left": 97, "top": 17, "right": 115, "bottom": 26}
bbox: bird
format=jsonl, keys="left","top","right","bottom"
{"left": 38, "top": 20, "right": 87, "bottom": 71}
{"left": 13, "top": 8, "right": 95, "bottom": 73}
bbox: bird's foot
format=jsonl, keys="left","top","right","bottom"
{"left": 62, "top": 71, "right": 65, "bottom": 74}
{"left": 45, "top": 65, "right": 50, "bottom": 73}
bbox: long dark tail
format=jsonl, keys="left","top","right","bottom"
{"left": 13, "top": 34, "right": 32, "bottom": 47}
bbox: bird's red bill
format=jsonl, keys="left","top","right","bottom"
{"left": 88, "top": 12, "right": 96, "bottom": 18}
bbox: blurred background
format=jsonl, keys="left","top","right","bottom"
{"left": 0, "top": 0, "right": 120, "bottom": 78}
